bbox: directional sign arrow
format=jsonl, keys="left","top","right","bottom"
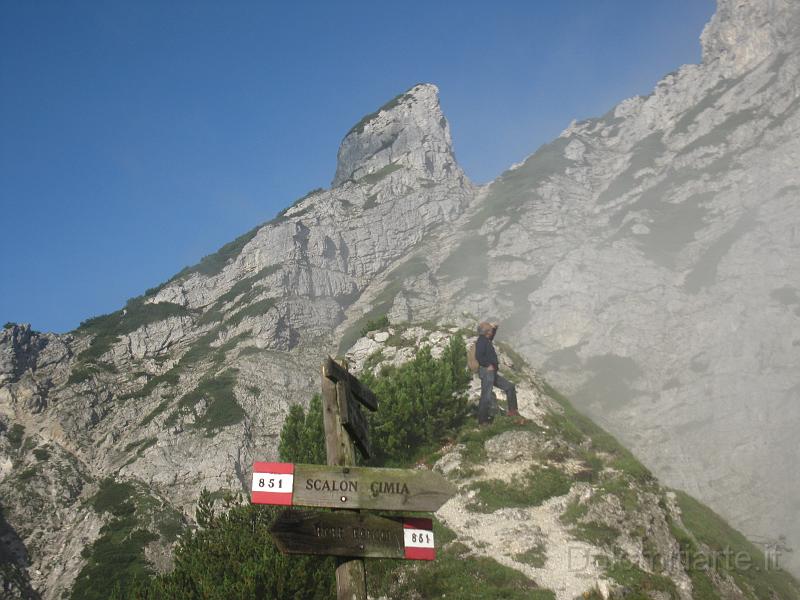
{"left": 270, "top": 510, "right": 435, "bottom": 560}
{"left": 251, "top": 462, "right": 457, "bottom": 512}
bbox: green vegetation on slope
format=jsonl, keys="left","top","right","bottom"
{"left": 70, "top": 299, "right": 193, "bottom": 382}
{"left": 71, "top": 478, "right": 184, "bottom": 600}
{"left": 673, "top": 491, "right": 800, "bottom": 600}
{"left": 346, "top": 85, "right": 422, "bottom": 137}
{"left": 360, "top": 335, "right": 472, "bottom": 465}
{"left": 77, "top": 328, "right": 800, "bottom": 600}
{"left": 109, "top": 331, "right": 540, "bottom": 599}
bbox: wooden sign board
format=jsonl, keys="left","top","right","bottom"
{"left": 324, "top": 357, "right": 378, "bottom": 411}
{"left": 338, "top": 382, "right": 370, "bottom": 458}
{"left": 252, "top": 462, "right": 457, "bottom": 512}
{"left": 270, "top": 510, "right": 435, "bottom": 560}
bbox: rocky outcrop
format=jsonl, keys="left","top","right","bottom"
{"left": 0, "top": 325, "right": 71, "bottom": 386}
{"left": 332, "top": 83, "right": 463, "bottom": 187}
{"left": 701, "top": 0, "right": 800, "bottom": 76}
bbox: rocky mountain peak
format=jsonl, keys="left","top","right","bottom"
{"left": 701, "top": 0, "right": 800, "bottom": 76}
{"left": 331, "top": 83, "right": 464, "bottom": 187}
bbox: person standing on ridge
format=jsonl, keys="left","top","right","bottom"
{"left": 476, "top": 321, "right": 521, "bottom": 425}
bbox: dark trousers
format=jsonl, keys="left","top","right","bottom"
{"left": 478, "top": 366, "right": 518, "bottom": 424}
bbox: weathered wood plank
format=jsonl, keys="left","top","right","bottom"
{"left": 270, "top": 510, "right": 435, "bottom": 561}
{"left": 292, "top": 464, "right": 457, "bottom": 512}
{"left": 324, "top": 357, "right": 378, "bottom": 411}
{"left": 338, "top": 382, "right": 370, "bottom": 459}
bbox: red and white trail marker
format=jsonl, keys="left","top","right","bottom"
{"left": 403, "top": 517, "right": 435, "bottom": 560}
{"left": 251, "top": 462, "right": 294, "bottom": 506}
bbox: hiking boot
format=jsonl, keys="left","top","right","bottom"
{"left": 507, "top": 409, "right": 520, "bottom": 417}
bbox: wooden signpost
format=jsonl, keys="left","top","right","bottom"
{"left": 252, "top": 462, "right": 456, "bottom": 512}
{"left": 250, "top": 356, "right": 457, "bottom": 600}
{"left": 270, "top": 511, "right": 435, "bottom": 561}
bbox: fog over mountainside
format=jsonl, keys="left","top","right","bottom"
{"left": 1, "top": 0, "right": 799, "bottom": 596}
{"left": 348, "top": 0, "right": 800, "bottom": 576}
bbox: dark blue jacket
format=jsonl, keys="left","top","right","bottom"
{"left": 476, "top": 335, "right": 498, "bottom": 368}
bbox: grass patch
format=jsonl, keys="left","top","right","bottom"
{"left": 123, "top": 327, "right": 249, "bottom": 403}
{"left": 227, "top": 298, "right": 276, "bottom": 328}
{"left": 33, "top": 448, "right": 50, "bottom": 461}
{"left": 177, "top": 369, "right": 244, "bottom": 435}
{"left": 598, "top": 476, "right": 641, "bottom": 512}
{"left": 197, "top": 264, "right": 281, "bottom": 325}
{"left": 356, "top": 162, "right": 404, "bottom": 186}
{"left": 542, "top": 381, "right": 653, "bottom": 483}
{"left": 466, "top": 466, "right": 571, "bottom": 513}
{"left": 466, "top": 137, "right": 572, "bottom": 228}
{"left": 71, "top": 518, "right": 157, "bottom": 600}
{"left": 170, "top": 225, "right": 261, "bottom": 281}
{"left": 560, "top": 498, "right": 589, "bottom": 525}
{"left": 75, "top": 300, "right": 193, "bottom": 364}
{"left": 139, "top": 399, "right": 171, "bottom": 428}
{"left": 347, "top": 86, "right": 421, "bottom": 137}
{"left": 572, "top": 522, "right": 621, "bottom": 548}
{"left": 337, "top": 256, "right": 428, "bottom": 353}
{"left": 74, "top": 476, "right": 188, "bottom": 600}
{"left": 605, "top": 560, "right": 678, "bottom": 598}
{"left": 364, "top": 193, "right": 378, "bottom": 209}
{"left": 514, "top": 543, "right": 547, "bottom": 568}
{"left": 459, "top": 417, "right": 545, "bottom": 465}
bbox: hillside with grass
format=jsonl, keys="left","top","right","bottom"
{"left": 79, "top": 324, "right": 800, "bottom": 600}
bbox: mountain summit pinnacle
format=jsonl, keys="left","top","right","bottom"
{"left": 332, "top": 83, "right": 464, "bottom": 188}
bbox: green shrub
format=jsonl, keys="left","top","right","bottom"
{"left": 6, "top": 424, "right": 25, "bottom": 449}
{"left": 361, "top": 335, "right": 471, "bottom": 465}
{"left": 360, "top": 314, "right": 390, "bottom": 337}
{"left": 514, "top": 543, "right": 547, "bottom": 568}
{"left": 33, "top": 448, "right": 50, "bottom": 461}
{"left": 72, "top": 520, "right": 157, "bottom": 600}
{"left": 117, "top": 494, "right": 335, "bottom": 600}
{"left": 92, "top": 478, "right": 137, "bottom": 517}
{"left": 278, "top": 394, "right": 326, "bottom": 464}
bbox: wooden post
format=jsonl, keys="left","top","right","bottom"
{"left": 321, "top": 361, "right": 367, "bottom": 600}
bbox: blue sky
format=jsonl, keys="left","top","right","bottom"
{"left": 1, "top": 0, "right": 715, "bottom": 333}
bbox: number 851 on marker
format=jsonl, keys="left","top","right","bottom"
{"left": 251, "top": 462, "right": 295, "bottom": 506}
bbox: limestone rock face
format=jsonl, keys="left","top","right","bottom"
{"left": 332, "top": 83, "right": 463, "bottom": 187}
{"left": 701, "top": 0, "right": 800, "bottom": 76}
